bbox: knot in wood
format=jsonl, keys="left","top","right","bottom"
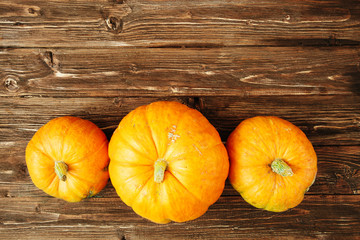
{"left": 113, "top": 97, "right": 123, "bottom": 107}
{"left": 28, "top": 8, "right": 36, "bottom": 14}
{"left": 284, "top": 15, "right": 291, "bottom": 21}
{"left": 40, "top": 51, "right": 60, "bottom": 71}
{"left": 35, "top": 205, "right": 41, "bottom": 213}
{"left": 129, "top": 64, "right": 138, "bottom": 72}
{"left": 3, "top": 75, "right": 20, "bottom": 92}
{"left": 27, "top": 6, "right": 41, "bottom": 16}
{"left": 101, "top": 2, "right": 131, "bottom": 34}
{"left": 105, "top": 16, "right": 123, "bottom": 33}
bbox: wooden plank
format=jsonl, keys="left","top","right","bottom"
{"left": 0, "top": 195, "right": 359, "bottom": 239}
{"left": 0, "top": 0, "right": 359, "bottom": 47}
{"left": 1, "top": 96, "right": 359, "bottom": 145}
{"left": 1, "top": 144, "right": 359, "bottom": 197}
{"left": 1, "top": 47, "right": 359, "bottom": 97}
{"left": 202, "top": 96, "right": 360, "bottom": 146}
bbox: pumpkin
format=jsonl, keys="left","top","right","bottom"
{"left": 226, "top": 116, "right": 317, "bottom": 212}
{"left": 26, "top": 116, "right": 109, "bottom": 202}
{"left": 109, "top": 101, "right": 229, "bottom": 223}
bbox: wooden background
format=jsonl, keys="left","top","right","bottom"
{"left": 1, "top": 0, "right": 360, "bottom": 239}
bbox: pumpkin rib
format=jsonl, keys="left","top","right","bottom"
{"left": 66, "top": 170, "right": 93, "bottom": 187}
{"left": 252, "top": 135, "right": 275, "bottom": 164}
{"left": 35, "top": 117, "right": 92, "bottom": 164}
{"left": 162, "top": 107, "right": 192, "bottom": 158}
{"left": 109, "top": 164, "right": 153, "bottom": 206}
{"left": 37, "top": 123, "right": 63, "bottom": 162}
{"left": 231, "top": 165, "right": 266, "bottom": 193}
{"left": 166, "top": 170, "right": 204, "bottom": 205}
{"left": 26, "top": 143, "right": 58, "bottom": 191}
{"left": 58, "top": 175, "right": 79, "bottom": 201}
{"left": 27, "top": 148, "right": 57, "bottom": 190}
{"left": 60, "top": 174, "right": 87, "bottom": 201}
{"left": 263, "top": 173, "right": 280, "bottom": 211}
{"left": 39, "top": 172, "right": 57, "bottom": 193}
{"left": 59, "top": 117, "right": 81, "bottom": 159}
{"left": 294, "top": 168, "right": 316, "bottom": 191}
{"left": 166, "top": 142, "right": 224, "bottom": 164}
{"left": 280, "top": 147, "right": 291, "bottom": 162}
{"left": 238, "top": 120, "right": 275, "bottom": 160}
{"left": 111, "top": 165, "right": 153, "bottom": 187}
{"left": 241, "top": 140, "right": 274, "bottom": 167}
{"left": 281, "top": 148, "right": 315, "bottom": 170}
{"left": 27, "top": 143, "right": 55, "bottom": 168}
{"left": 43, "top": 172, "right": 60, "bottom": 197}
{"left": 131, "top": 176, "right": 169, "bottom": 223}
{"left": 70, "top": 140, "right": 108, "bottom": 166}
{"left": 145, "top": 104, "right": 161, "bottom": 157}
{"left": 284, "top": 173, "right": 305, "bottom": 195}
{"left": 160, "top": 173, "right": 207, "bottom": 223}
{"left": 110, "top": 162, "right": 153, "bottom": 168}
{"left": 62, "top": 122, "right": 103, "bottom": 163}
{"left": 129, "top": 174, "right": 153, "bottom": 207}
{"left": 250, "top": 140, "right": 272, "bottom": 161}
{"left": 30, "top": 142, "right": 55, "bottom": 163}
{"left": 110, "top": 131, "right": 154, "bottom": 164}
{"left": 123, "top": 166, "right": 153, "bottom": 186}
{"left": 144, "top": 102, "right": 193, "bottom": 160}
{"left": 280, "top": 175, "right": 303, "bottom": 210}
{"left": 267, "top": 117, "right": 281, "bottom": 160}
{"left": 69, "top": 172, "right": 102, "bottom": 200}
{"left": 236, "top": 168, "right": 277, "bottom": 210}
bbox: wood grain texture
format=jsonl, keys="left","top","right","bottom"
{"left": 1, "top": 47, "right": 359, "bottom": 97}
{"left": 1, "top": 96, "right": 359, "bottom": 145}
{"left": 1, "top": 0, "right": 360, "bottom": 238}
{"left": 0, "top": 0, "right": 359, "bottom": 47}
{"left": 1, "top": 144, "right": 359, "bottom": 197}
{"left": 0, "top": 195, "right": 359, "bottom": 239}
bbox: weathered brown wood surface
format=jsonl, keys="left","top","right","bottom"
{"left": 1, "top": 0, "right": 360, "bottom": 47}
{"left": 1, "top": 0, "right": 360, "bottom": 239}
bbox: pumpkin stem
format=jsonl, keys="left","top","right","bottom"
{"left": 271, "top": 158, "right": 293, "bottom": 177}
{"left": 154, "top": 158, "right": 168, "bottom": 183}
{"left": 54, "top": 161, "right": 68, "bottom": 181}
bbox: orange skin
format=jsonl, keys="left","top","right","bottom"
{"left": 26, "top": 116, "right": 109, "bottom": 202}
{"left": 109, "top": 101, "right": 229, "bottom": 224}
{"left": 226, "top": 116, "right": 317, "bottom": 212}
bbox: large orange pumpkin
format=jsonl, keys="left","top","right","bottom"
{"left": 226, "top": 116, "right": 317, "bottom": 212}
{"left": 26, "top": 116, "right": 109, "bottom": 202}
{"left": 109, "top": 101, "right": 229, "bottom": 224}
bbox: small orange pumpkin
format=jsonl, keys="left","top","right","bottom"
{"left": 26, "top": 116, "right": 109, "bottom": 202}
{"left": 226, "top": 116, "right": 317, "bottom": 212}
{"left": 109, "top": 101, "right": 229, "bottom": 223}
